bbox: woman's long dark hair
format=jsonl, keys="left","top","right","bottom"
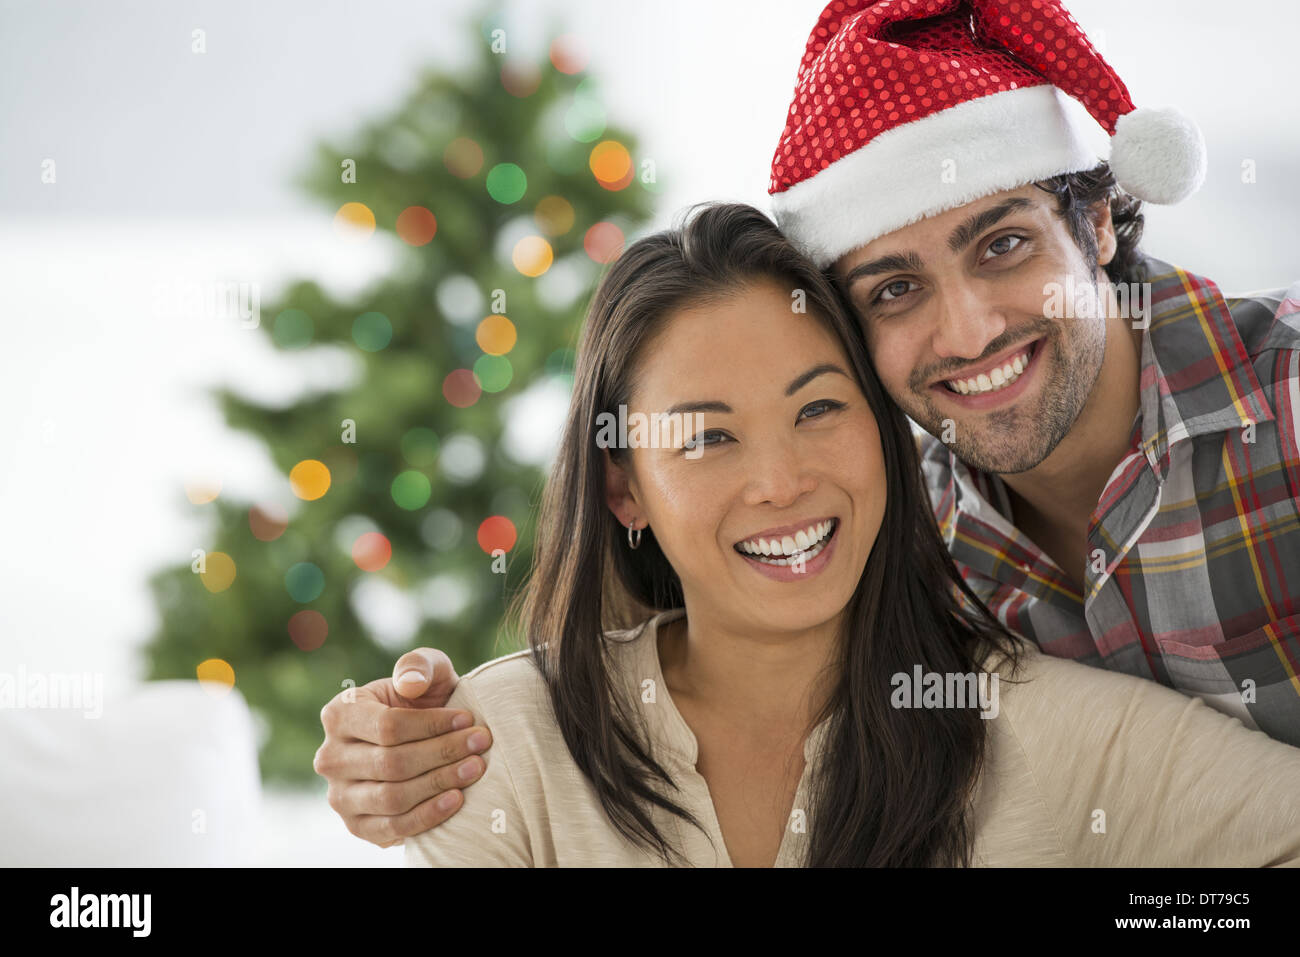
{"left": 506, "top": 202, "right": 1025, "bottom": 866}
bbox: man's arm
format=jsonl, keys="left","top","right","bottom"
{"left": 313, "top": 647, "right": 494, "bottom": 848}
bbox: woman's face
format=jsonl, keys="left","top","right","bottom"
{"left": 607, "top": 278, "right": 887, "bottom": 638}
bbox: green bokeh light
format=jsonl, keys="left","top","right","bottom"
{"left": 285, "top": 562, "right": 325, "bottom": 602}
{"left": 352, "top": 312, "right": 393, "bottom": 351}
{"left": 473, "top": 354, "right": 513, "bottom": 393}
{"left": 391, "top": 470, "right": 432, "bottom": 510}
{"left": 272, "top": 309, "right": 313, "bottom": 349}
{"left": 565, "top": 97, "right": 606, "bottom": 142}
{"left": 486, "top": 163, "right": 527, "bottom": 204}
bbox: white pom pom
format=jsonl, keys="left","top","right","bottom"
{"left": 1109, "top": 106, "right": 1207, "bottom": 204}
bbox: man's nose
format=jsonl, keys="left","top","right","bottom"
{"left": 930, "top": 278, "right": 1007, "bottom": 360}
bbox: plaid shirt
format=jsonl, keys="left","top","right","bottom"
{"left": 922, "top": 254, "right": 1300, "bottom": 747}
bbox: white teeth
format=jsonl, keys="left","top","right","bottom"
{"left": 737, "top": 519, "right": 836, "bottom": 560}
{"left": 944, "top": 347, "right": 1033, "bottom": 396}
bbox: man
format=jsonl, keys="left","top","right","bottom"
{"left": 314, "top": 0, "right": 1300, "bottom": 848}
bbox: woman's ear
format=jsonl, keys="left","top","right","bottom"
{"left": 1091, "top": 198, "right": 1117, "bottom": 269}
{"left": 603, "top": 448, "right": 642, "bottom": 527}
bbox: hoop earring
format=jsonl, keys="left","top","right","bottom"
{"left": 627, "top": 521, "right": 643, "bottom": 550}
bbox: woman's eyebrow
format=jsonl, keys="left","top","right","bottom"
{"left": 785, "top": 363, "right": 851, "bottom": 395}
{"left": 663, "top": 399, "right": 732, "bottom": 416}
{"left": 662, "top": 364, "right": 852, "bottom": 416}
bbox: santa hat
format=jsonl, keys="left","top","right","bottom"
{"left": 768, "top": 0, "right": 1207, "bottom": 269}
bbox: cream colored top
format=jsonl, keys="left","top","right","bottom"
{"left": 405, "top": 608, "right": 1300, "bottom": 867}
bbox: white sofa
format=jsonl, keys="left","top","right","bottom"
{"left": 0, "top": 679, "right": 261, "bottom": 866}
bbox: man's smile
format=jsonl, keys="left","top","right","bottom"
{"left": 927, "top": 336, "right": 1046, "bottom": 409}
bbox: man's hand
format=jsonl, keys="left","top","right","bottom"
{"left": 314, "top": 647, "right": 492, "bottom": 848}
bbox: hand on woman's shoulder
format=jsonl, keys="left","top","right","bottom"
{"left": 404, "top": 649, "right": 548, "bottom": 868}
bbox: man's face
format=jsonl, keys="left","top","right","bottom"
{"left": 833, "top": 185, "right": 1109, "bottom": 475}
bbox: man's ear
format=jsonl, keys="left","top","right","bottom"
{"left": 1091, "top": 198, "right": 1117, "bottom": 269}
{"left": 603, "top": 447, "right": 641, "bottom": 527}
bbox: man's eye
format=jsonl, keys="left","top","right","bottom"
{"left": 874, "top": 279, "right": 917, "bottom": 303}
{"left": 982, "top": 234, "right": 1025, "bottom": 260}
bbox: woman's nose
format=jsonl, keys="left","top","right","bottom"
{"left": 741, "top": 439, "right": 817, "bottom": 508}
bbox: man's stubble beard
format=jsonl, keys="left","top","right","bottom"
{"left": 907, "top": 312, "right": 1107, "bottom": 475}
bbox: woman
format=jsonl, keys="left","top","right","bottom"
{"left": 406, "top": 202, "right": 1300, "bottom": 867}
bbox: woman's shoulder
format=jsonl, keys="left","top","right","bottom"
{"left": 460, "top": 646, "right": 538, "bottom": 684}
{"left": 970, "top": 636, "right": 1300, "bottom": 865}
{"left": 980, "top": 638, "right": 1171, "bottom": 708}
{"left": 449, "top": 648, "right": 551, "bottom": 735}
{"left": 451, "top": 610, "right": 673, "bottom": 720}
{"left": 977, "top": 638, "right": 1149, "bottom": 724}
{"left": 976, "top": 637, "right": 1264, "bottom": 757}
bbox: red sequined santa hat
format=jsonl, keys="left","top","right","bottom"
{"left": 769, "top": 0, "right": 1207, "bottom": 269}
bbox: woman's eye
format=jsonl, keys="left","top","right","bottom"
{"left": 875, "top": 279, "right": 916, "bottom": 303}
{"left": 683, "top": 430, "right": 728, "bottom": 452}
{"left": 982, "top": 234, "right": 1024, "bottom": 260}
{"left": 799, "top": 399, "right": 845, "bottom": 420}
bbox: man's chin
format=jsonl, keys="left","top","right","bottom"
{"left": 959, "top": 442, "right": 1054, "bottom": 475}
{"left": 915, "top": 409, "right": 1058, "bottom": 475}
{"left": 909, "top": 328, "right": 1095, "bottom": 476}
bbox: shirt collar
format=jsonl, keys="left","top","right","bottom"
{"left": 1134, "top": 254, "right": 1274, "bottom": 474}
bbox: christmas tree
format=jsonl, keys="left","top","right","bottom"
{"left": 142, "top": 7, "right": 658, "bottom": 785}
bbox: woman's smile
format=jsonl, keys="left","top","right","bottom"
{"left": 732, "top": 516, "right": 841, "bottom": 582}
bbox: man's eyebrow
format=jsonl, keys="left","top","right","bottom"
{"left": 843, "top": 251, "right": 925, "bottom": 288}
{"left": 662, "top": 364, "right": 852, "bottom": 416}
{"left": 946, "top": 196, "right": 1034, "bottom": 254}
{"left": 842, "top": 196, "right": 1036, "bottom": 289}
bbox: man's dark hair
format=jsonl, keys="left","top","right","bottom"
{"left": 1035, "top": 160, "right": 1147, "bottom": 288}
